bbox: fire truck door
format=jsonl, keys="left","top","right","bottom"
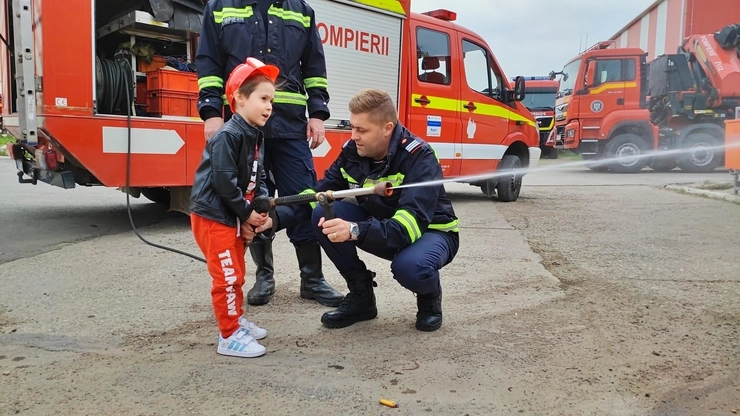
{"left": 457, "top": 37, "right": 510, "bottom": 176}
{"left": 582, "top": 58, "right": 634, "bottom": 120}
{"left": 409, "top": 23, "right": 461, "bottom": 178}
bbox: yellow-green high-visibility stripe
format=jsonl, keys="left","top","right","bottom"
{"left": 267, "top": 6, "right": 311, "bottom": 27}
{"left": 213, "top": 6, "right": 254, "bottom": 23}
{"left": 428, "top": 219, "right": 459, "bottom": 232}
{"left": 362, "top": 173, "right": 404, "bottom": 188}
{"left": 222, "top": 94, "right": 229, "bottom": 106}
{"left": 198, "top": 76, "right": 223, "bottom": 90}
{"left": 392, "top": 209, "right": 421, "bottom": 243}
{"left": 304, "top": 77, "right": 328, "bottom": 89}
{"left": 300, "top": 189, "right": 317, "bottom": 209}
{"left": 274, "top": 91, "right": 307, "bottom": 106}
{"left": 340, "top": 168, "right": 359, "bottom": 184}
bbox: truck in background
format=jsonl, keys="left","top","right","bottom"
{"left": 548, "top": 22, "right": 740, "bottom": 173}
{"left": 1, "top": 0, "right": 540, "bottom": 213}
{"left": 517, "top": 76, "right": 559, "bottom": 159}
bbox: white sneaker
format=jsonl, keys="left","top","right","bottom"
{"left": 238, "top": 316, "right": 267, "bottom": 340}
{"left": 217, "top": 328, "right": 266, "bottom": 358}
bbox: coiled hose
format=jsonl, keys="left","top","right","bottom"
{"left": 96, "top": 56, "right": 134, "bottom": 115}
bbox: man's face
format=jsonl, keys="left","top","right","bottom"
{"left": 349, "top": 112, "right": 393, "bottom": 160}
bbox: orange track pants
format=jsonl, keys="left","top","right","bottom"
{"left": 191, "top": 213, "right": 246, "bottom": 339}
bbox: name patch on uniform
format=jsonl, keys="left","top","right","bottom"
{"left": 223, "top": 17, "right": 246, "bottom": 25}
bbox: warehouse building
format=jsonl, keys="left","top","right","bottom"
{"left": 608, "top": 0, "right": 740, "bottom": 61}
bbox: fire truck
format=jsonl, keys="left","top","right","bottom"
{"left": 548, "top": 22, "right": 740, "bottom": 173}
{"left": 1, "top": 0, "right": 539, "bottom": 213}
{"left": 517, "top": 76, "right": 559, "bottom": 159}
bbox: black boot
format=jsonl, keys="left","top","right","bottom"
{"left": 321, "top": 270, "right": 378, "bottom": 328}
{"left": 246, "top": 239, "right": 275, "bottom": 306}
{"left": 415, "top": 289, "right": 443, "bottom": 331}
{"left": 295, "top": 242, "right": 345, "bottom": 307}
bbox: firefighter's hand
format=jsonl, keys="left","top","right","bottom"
{"left": 307, "top": 118, "right": 325, "bottom": 150}
{"left": 318, "top": 217, "right": 350, "bottom": 243}
{"left": 204, "top": 117, "right": 224, "bottom": 140}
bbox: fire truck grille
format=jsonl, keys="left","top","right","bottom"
{"left": 536, "top": 116, "right": 554, "bottom": 130}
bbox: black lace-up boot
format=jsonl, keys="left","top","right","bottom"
{"left": 415, "top": 289, "right": 443, "bottom": 331}
{"left": 321, "top": 270, "right": 378, "bottom": 328}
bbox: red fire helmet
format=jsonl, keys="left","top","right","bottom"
{"left": 225, "top": 57, "right": 280, "bottom": 108}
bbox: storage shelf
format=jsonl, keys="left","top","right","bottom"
{"left": 96, "top": 10, "right": 194, "bottom": 42}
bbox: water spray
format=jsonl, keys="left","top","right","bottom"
{"left": 252, "top": 141, "right": 740, "bottom": 213}
{"left": 391, "top": 140, "right": 740, "bottom": 191}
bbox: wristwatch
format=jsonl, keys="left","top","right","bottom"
{"left": 348, "top": 222, "right": 360, "bottom": 241}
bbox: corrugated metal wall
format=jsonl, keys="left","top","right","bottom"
{"left": 609, "top": 0, "right": 740, "bottom": 61}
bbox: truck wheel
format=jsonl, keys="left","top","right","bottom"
{"left": 141, "top": 187, "right": 171, "bottom": 207}
{"left": 543, "top": 148, "right": 559, "bottom": 159}
{"left": 586, "top": 161, "right": 609, "bottom": 172}
{"left": 648, "top": 155, "right": 677, "bottom": 172}
{"left": 496, "top": 154, "right": 523, "bottom": 202}
{"left": 676, "top": 133, "right": 722, "bottom": 173}
{"left": 604, "top": 134, "right": 648, "bottom": 173}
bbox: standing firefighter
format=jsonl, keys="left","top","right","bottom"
{"left": 195, "top": 0, "right": 345, "bottom": 307}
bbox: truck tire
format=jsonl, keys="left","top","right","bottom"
{"left": 496, "top": 154, "right": 523, "bottom": 202}
{"left": 604, "top": 134, "right": 648, "bottom": 173}
{"left": 141, "top": 187, "right": 171, "bottom": 207}
{"left": 676, "top": 132, "right": 722, "bottom": 173}
{"left": 648, "top": 155, "right": 677, "bottom": 172}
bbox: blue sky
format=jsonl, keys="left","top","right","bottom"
{"left": 409, "top": 0, "right": 656, "bottom": 78}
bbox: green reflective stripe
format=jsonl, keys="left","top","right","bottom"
{"left": 340, "top": 168, "right": 359, "bottom": 184}
{"left": 198, "top": 76, "right": 223, "bottom": 90}
{"left": 304, "top": 77, "right": 328, "bottom": 89}
{"left": 222, "top": 94, "right": 229, "bottom": 106}
{"left": 267, "top": 6, "right": 311, "bottom": 27}
{"left": 392, "top": 209, "right": 421, "bottom": 243}
{"left": 428, "top": 219, "right": 459, "bottom": 232}
{"left": 300, "top": 189, "right": 317, "bottom": 209}
{"left": 274, "top": 91, "right": 307, "bottom": 106}
{"left": 431, "top": 146, "right": 440, "bottom": 162}
{"left": 213, "top": 6, "right": 254, "bottom": 23}
{"left": 362, "top": 173, "right": 405, "bottom": 188}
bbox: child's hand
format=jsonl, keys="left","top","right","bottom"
{"left": 247, "top": 210, "right": 268, "bottom": 226}
{"left": 254, "top": 217, "right": 273, "bottom": 234}
{"left": 241, "top": 222, "right": 256, "bottom": 243}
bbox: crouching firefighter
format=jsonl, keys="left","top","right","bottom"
{"left": 254, "top": 89, "right": 460, "bottom": 331}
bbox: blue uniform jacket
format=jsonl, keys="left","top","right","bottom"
{"left": 274, "top": 122, "right": 460, "bottom": 250}
{"left": 195, "top": 0, "right": 330, "bottom": 139}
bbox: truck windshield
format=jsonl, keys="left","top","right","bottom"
{"left": 557, "top": 58, "right": 581, "bottom": 97}
{"left": 523, "top": 88, "right": 557, "bottom": 110}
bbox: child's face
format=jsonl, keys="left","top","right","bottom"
{"left": 235, "top": 81, "right": 275, "bottom": 127}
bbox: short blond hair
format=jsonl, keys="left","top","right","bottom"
{"left": 348, "top": 88, "right": 398, "bottom": 126}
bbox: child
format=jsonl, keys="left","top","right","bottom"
{"left": 190, "top": 57, "right": 277, "bottom": 358}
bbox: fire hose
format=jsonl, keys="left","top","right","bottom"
{"left": 252, "top": 181, "right": 395, "bottom": 219}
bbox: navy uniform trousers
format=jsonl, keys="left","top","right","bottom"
{"left": 260, "top": 137, "right": 317, "bottom": 244}
{"left": 311, "top": 201, "right": 459, "bottom": 294}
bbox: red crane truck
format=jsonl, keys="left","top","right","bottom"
{"left": 1, "top": 0, "right": 539, "bottom": 213}
{"left": 548, "top": 22, "right": 740, "bottom": 173}
{"left": 517, "top": 76, "right": 559, "bottom": 159}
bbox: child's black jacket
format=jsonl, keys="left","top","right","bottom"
{"left": 190, "top": 112, "right": 269, "bottom": 227}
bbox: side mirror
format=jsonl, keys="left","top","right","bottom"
{"left": 512, "top": 76, "right": 526, "bottom": 102}
{"left": 585, "top": 61, "right": 596, "bottom": 87}
{"left": 548, "top": 70, "right": 556, "bottom": 80}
